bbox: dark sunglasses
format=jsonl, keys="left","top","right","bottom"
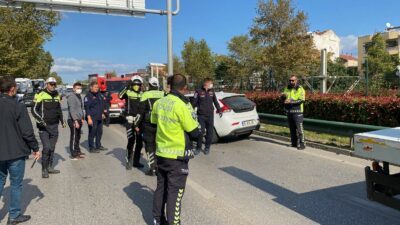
{"left": 48, "top": 83, "right": 57, "bottom": 86}
{"left": 289, "top": 80, "right": 296, "bottom": 82}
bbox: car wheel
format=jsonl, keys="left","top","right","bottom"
{"left": 211, "top": 127, "right": 219, "bottom": 144}
{"left": 239, "top": 131, "right": 253, "bottom": 139}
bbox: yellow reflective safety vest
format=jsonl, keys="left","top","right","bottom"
{"left": 151, "top": 91, "right": 199, "bottom": 160}
{"left": 283, "top": 85, "right": 305, "bottom": 114}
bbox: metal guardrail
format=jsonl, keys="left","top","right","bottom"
{"left": 258, "top": 113, "right": 389, "bottom": 146}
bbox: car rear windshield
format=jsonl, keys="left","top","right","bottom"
{"left": 107, "top": 81, "right": 128, "bottom": 93}
{"left": 222, "top": 96, "right": 255, "bottom": 113}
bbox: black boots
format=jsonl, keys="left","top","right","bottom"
{"left": 7, "top": 215, "right": 31, "bottom": 225}
{"left": 47, "top": 166, "right": 60, "bottom": 174}
{"left": 42, "top": 168, "right": 49, "bottom": 179}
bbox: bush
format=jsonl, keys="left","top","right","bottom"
{"left": 246, "top": 92, "right": 400, "bottom": 127}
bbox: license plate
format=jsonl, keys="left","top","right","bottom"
{"left": 242, "top": 119, "right": 255, "bottom": 127}
{"left": 111, "top": 104, "right": 119, "bottom": 108}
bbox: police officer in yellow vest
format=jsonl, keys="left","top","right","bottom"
{"left": 151, "top": 74, "right": 200, "bottom": 225}
{"left": 282, "top": 75, "right": 306, "bottom": 150}
{"left": 32, "top": 77, "right": 66, "bottom": 178}
{"left": 138, "top": 77, "right": 165, "bottom": 176}
{"left": 119, "top": 75, "right": 144, "bottom": 170}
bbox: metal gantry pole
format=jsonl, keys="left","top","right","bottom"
{"left": 167, "top": 0, "right": 173, "bottom": 76}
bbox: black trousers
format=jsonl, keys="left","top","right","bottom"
{"left": 39, "top": 123, "right": 59, "bottom": 169}
{"left": 68, "top": 119, "right": 82, "bottom": 157}
{"left": 153, "top": 157, "right": 188, "bottom": 225}
{"left": 288, "top": 113, "right": 305, "bottom": 147}
{"left": 88, "top": 119, "right": 103, "bottom": 149}
{"left": 196, "top": 114, "right": 214, "bottom": 150}
{"left": 143, "top": 124, "right": 157, "bottom": 170}
{"left": 126, "top": 123, "right": 143, "bottom": 165}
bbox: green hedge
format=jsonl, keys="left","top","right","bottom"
{"left": 246, "top": 92, "right": 400, "bottom": 127}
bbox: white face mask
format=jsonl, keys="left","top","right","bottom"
{"left": 75, "top": 89, "right": 82, "bottom": 94}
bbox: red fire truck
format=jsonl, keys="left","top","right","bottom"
{"left": 88, "top": 73, "right": 132, "bottom": 120}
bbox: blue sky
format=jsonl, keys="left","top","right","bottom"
{"left": 44, "top": 0, "right": 400, "bottom": 83}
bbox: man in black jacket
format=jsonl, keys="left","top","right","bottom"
{"left": 192, "top": 78, "right": 222, "bottom": 155}
{"left": 0, "top": 77, "right": 41, "bottom": 225}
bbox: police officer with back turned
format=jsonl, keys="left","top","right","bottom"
{"left": 192, "top": 78, "right": 222, "bottom": 155}
{"left": 138, "top": 77, "right": 165, "bottom": 176}
{"left": 32, "top": 77, "right": 65, "bottom": 179}
{"left": 282, "top": 75, "right": 306, "bottom": 150}
{"left": 151, "top": 74, "right": 200, "bottom": 225}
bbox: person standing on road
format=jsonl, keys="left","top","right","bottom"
{"left": 119, "top": 75, "right": 144, "bottom": 170}
{"left": 192, "top": 78, "right": 222, "bottom": 155}
{"left": 151, "top": 74, "right": 200, "bottom": 225}
{"left": 84, "top": 81, "right": 108, "bottom": 153}
{"left": 32, "top": 77, "right": 65, "bottom": 179}
{"left": 100, "top": 82, "right": 111, "bottom": 127}
{"left": 282, "top": 75, "right": 306, "bottom": 150}
{"left": 67, "top": 82, "right": 85, "bottom": 160}
{"left": 0, "top": 77, "right": 41, "bottom": 225}
{"left": 138, "top": 77, "right": 165, "bottom": 176}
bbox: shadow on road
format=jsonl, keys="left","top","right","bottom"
{"left": 220, "top": 166, "right": 399, "bottom": 225}
{"left": 106, "top": 148, "right": 126, "bottom": 167}
{"left": 248, "top": 136, "right": 290, "bottom": 148}
{"left": 0, "top": 178, "right": 44, "bottom": 222}
{"left": 123, "top": 182, "right": 154, "bottom": 225}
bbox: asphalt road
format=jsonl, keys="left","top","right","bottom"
{"left": 1, "top": 108, "right": 400, "bottom": 225}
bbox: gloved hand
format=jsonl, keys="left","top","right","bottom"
{"left": 126, "top": 116, "right": 134, "bottom": 124}
{"left": 219, "top": 112, "right": 223, "bottom": 118}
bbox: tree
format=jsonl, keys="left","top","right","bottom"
{"left": 366, "top": 33, "right": 397, "bottom": 77}
{"left": 172, "top": 55, "right": 186, "bottom": 75}
{"left": 214, "top": 54, "right": 237, "bottom": 88}
{"left": 181, "top": 38, "right": 215, "bottom": 85}
{"left": 250, "top": 0, "right": 319, "bottom": 83}
{"left": 227, "top": 35, "right": 262, "bottom": 89}
{"left": 0, "top": 4, "right": 60, "bottom": 78}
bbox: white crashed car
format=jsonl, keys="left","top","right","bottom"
{"left": 187, "top": 92, "right": 260, "bottom": 143}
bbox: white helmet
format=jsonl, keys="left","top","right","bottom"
{"left": 149, "top": 77, "right": 159, "bottom": 87}
{"left": 131, "top": 75, "right": 143, "bottom": 85}
{"left": 46, "top": 77, "right": 57, "bottom": 84}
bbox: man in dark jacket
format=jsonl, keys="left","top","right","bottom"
{"left": 84, "top": 81, "right": 108, "bottom": 153}
{"left": 0, "top": 77, "right": 41, "bottom": 225}
{"left": 32, "top": 77, "right": 65, "bottom": 179}
{"left": 192, "top": 78, "right": 222, "bottom": 155}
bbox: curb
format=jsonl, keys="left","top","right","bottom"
{"left": 253, "top": 130, "right": 359, "bottom": 157}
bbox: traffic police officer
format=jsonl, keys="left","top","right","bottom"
{"left": 138, "top": 77, "right": 165, "bottom": 176}
{"left": 119, "top": 75, "right": 144, "bottom": 170}
{"left": 151, "top": 74, "right": 200, "bottom": 225}
{"left": 32, "top": 77, "right": 65, "bottom": 178}
{"left": 84, "top": 81, "right": 108, "bottom": 153}
{"left": 192, "top": 78, "right": 222, "bottom": 155}
{"left": 282, "top": 75, "right": 306, "bottom": 150}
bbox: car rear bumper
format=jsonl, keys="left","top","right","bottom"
{"left": 228, "top": 124, "right": 260, "bottom": 136}
{"left": 109, "top": 108, "right": 124, "bottom": 118}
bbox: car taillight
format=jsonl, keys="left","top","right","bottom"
{"left": 218, "top": 99, "right": 232, "bottom": 113}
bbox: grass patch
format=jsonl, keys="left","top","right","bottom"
{"left": 259, "top": 123, "right": 351, "bottom": 148}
